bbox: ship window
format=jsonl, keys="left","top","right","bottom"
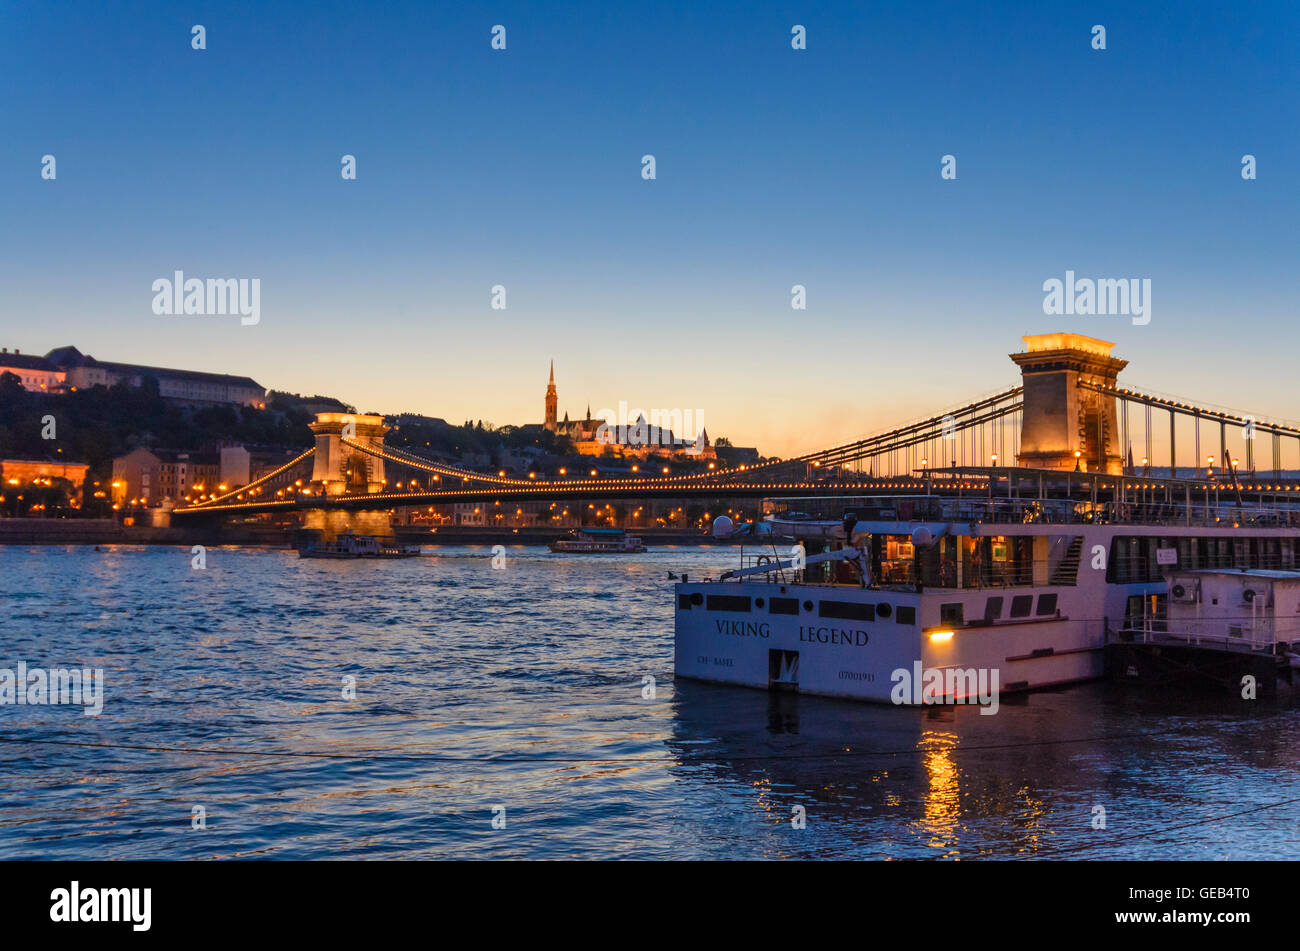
{"left": 895, "top": 606, "right": 916, "bottom": 625}
{"left": 769, "top": 597, "right": 799, "bottom": 615}
{"left": 820, "top": 600, "right": 875, "bottom": 621}
{"left": 940, "top": 603, "right": 964, "bottom": 626}
{"left": 1036, "top": 593, "right": 1058, "bottom": 616}
{"left": 1010, "top": 594, "right": 1033, "bottom": 618}
{"left": 706, "top": 595, "right": 751, "bottom": 613}
{"left": 984, "top": 596, "right": 1004, "bottom": 622}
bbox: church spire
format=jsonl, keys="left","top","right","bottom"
{"left": 544, "top": 360, "right": 558, "bottom": 432}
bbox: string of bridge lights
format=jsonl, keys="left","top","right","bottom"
{"left": 179, "top": 379, "right": 1300, "bottom": 514}
{"left": 179, "top": 385, "right": 1030, "bottom": 510}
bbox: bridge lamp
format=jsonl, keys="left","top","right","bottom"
{"left": 558, "top": 468, "right": 566, "bottom": 475}
{"left": 991, "top": 453, "right": 998, "bottom": 465}
{"left": 662, "top": 466, "right": 670, "bottom": 474}
{"left": 1073, "top": 450, "right": 1082, "bottom": 472}
{"left": 590, "top": 469, "right": 597, "bottom": 477}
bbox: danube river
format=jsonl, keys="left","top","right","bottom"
{"left": 1, "top": 545, "right": 1298, "bottom": 860}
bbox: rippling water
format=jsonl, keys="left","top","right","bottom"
{"left": 1, "top": 544, "right": 1298, "bottom": 859}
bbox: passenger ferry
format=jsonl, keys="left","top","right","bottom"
{"left": 550, "top": 528, "right": 647, "bottom": 553}
{"left": 295, "top": 530, "right": 421, "bottom": 559}
{"left": 673, "top": 474, "right": 1300, "bottom": 703}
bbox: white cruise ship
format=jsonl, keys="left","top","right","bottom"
{"left": 673, "top": 487, "right": 1300, "bottom": 703}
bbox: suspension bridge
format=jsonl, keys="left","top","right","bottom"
{"left": 173, "top": 333, "right": 1300, "bottom": 528}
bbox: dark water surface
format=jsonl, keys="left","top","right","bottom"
{"left": 1, "top": 544, "right": 1297, "bottom": 859}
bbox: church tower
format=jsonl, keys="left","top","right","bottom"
{"left": 544, "top": 361, "right": 558, "bottom": 432}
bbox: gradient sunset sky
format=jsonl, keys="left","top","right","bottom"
{"left": 2, "top": 1, "right": 1296, "bottom": 457}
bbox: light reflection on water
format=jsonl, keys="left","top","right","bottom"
{"left": 1, "top": 544, "right": 1298, "bottom": 859}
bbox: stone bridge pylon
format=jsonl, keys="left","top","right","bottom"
{"left": 308, "top": 412, "right": 388, "bottom": 495}
{"left": 1011, "top": 332, "right": 1127, "bottom": 475}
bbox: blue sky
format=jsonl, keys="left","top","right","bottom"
{"left": 1, "top": 0, "right": 1296, "bottom": 455}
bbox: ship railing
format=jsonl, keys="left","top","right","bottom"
{"left": 729, "top": 554, "right": 1073, "bottom": 590}
{"left": 766, "top": 495, "right": 1300, "bottom": 527}
{"left": 1122, "top": 615, "right": 1300, "bottom": 653}
{"left": 1108, "top": 554, "right": 1300, "bottom": 583}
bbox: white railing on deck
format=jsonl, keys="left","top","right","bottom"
{"left": 1126, "top": 615, "right": 1300, "bottom": 653}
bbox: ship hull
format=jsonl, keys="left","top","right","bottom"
{"left": 673, "top": 579, "right": 1104, "bottom": 702}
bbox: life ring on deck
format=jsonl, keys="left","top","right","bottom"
{"left": 756, "top": 555, "right": 772, "bottom": 566}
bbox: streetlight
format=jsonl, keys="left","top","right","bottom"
{"left": 1073, "top": 450, "right": 1082, "bottom": 472}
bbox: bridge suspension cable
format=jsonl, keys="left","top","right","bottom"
{"left": 680, "top": 386, "right": 1025, "bottom": 483}
{"left": 1082, "top": 379, "right": 1300, "bottom": 478}
{"left": 340, "top": 439, "right": 534, "bottom": 486}
{"left": 186, "top": 447, "right": 316, "bottom": 508}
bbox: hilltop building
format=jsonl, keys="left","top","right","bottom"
{"left": 0, "top": 349, "right": 64, "bottom": 392}
{"left": 17, "top": 346, "right": 268, "bottom": 408}
{"left": 540, "top": 362, "right": 717, "bottom": 461}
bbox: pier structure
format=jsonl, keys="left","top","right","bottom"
{"left": 1108, "top": 568, "right": 1300, "bottom": 700}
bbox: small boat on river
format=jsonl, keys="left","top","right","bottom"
{"left": 295, "top": 530, "right": 421, "bottom": 559}
{"left": 549, "top": 528, "right": 647, "bottom": 553}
